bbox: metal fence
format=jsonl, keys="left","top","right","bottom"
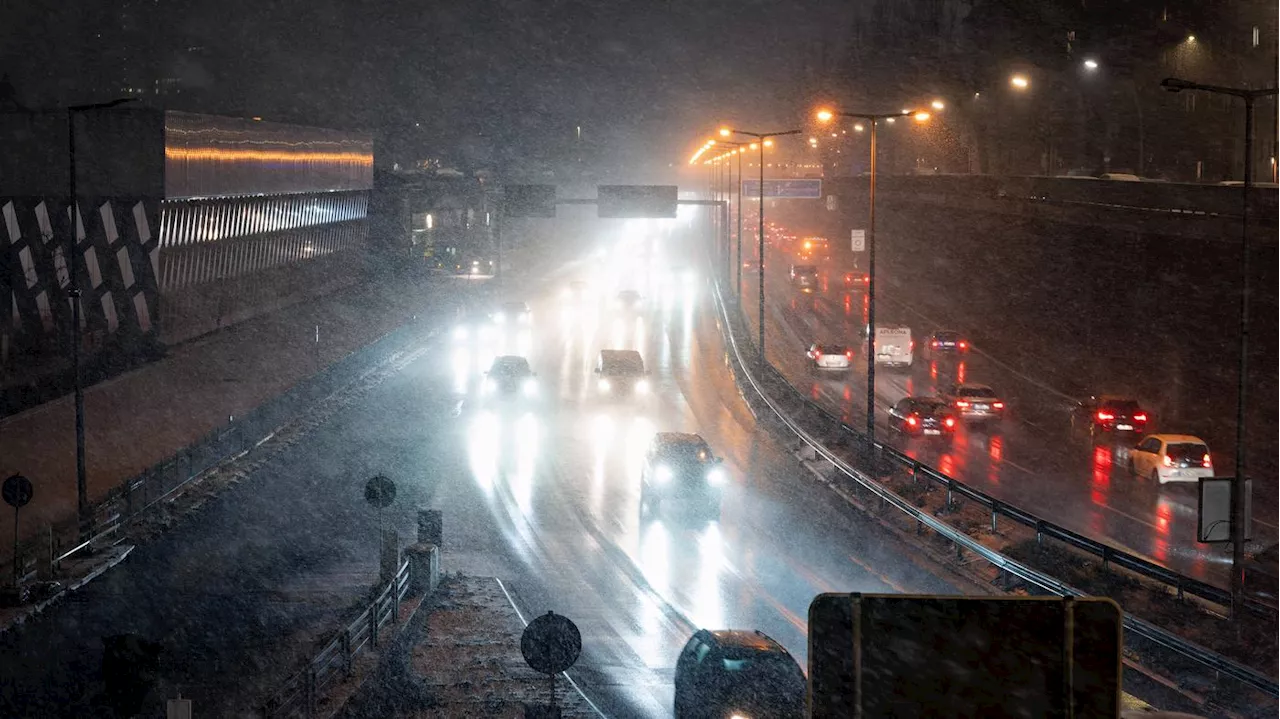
{"left": 6, "top": 317, "right": 428, "bottom": 586}
{"left": 262, "top": 558, "right": 412, "bottom": 718}
{"left": 711, "top": 280, "right": 1278, "bottom": 700}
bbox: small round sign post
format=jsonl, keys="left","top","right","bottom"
{"left": 364, "top": 475, "right": 396, "bottom": 564}
{"left": 520, "top": 611, "right": 581, "bottom": 713}
{"left": 3, "top": 474, "right": 34, "bottom": 587}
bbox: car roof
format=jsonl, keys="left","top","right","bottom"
{"left": 491, "top": 355, "right": 530, "bottom": 369}
{"left": 501, "top": 301, "right": 529, "bottom": 310}
{"left": 1147, "top": 434, "right": 1207, "bottom": 444}
{"left": 600, "top": 349, "right": 643, "bottom": 362}
{"left": 956, "top": 383, "right": 994, "bottom": 391}
{"left": 1097, "top": 395, "right": 1139, "bottom": 403}
{"left": 706, "top": 629, "right": 788, "bottom": 655}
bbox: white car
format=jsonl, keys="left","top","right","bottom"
{"left": 807, "top": 343, "right": 853, "bottom": 370}
{"left": 1129, "top": 434, "right": 1214, "bottom": 484}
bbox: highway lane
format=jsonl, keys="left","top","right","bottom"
{"left": 737, "top": 248, "right": 1276, "bottom": 589}
{"left": 429, "top": 234, "right": 969, "bottom": 716}
{"left": 0, "top": 227, "right": 971, "bottom": 718}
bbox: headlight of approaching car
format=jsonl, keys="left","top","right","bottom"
{"left": 634, "top": 379, "right": 649, "bottom": 394}
{"left": 522, "top": 378, "right": 538, "bottom": 396}
{"left": 654, "top": 465, "right": 673, "bottom": 484}
{"left": 453, "top": 326, "right": 468, "bottom": 340}
{"left": 597, "top": 378, "right": 611, "bottom": 392}
{"left": 482, "top": 378, "right": 496, "bottom": 394}
{"left": 706, "top": 466, "right": 727, "bottom": 486}
{"left": 493, "top": 312, "right": 506, "bottom": 323}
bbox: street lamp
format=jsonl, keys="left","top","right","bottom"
{"left": 719, "top": 126, "right": 803, "bottom": 358}
{"left": 67, "top": 97, "right": 138, "bottom": 542}
{"left": 1083, "top": 59, "right": 1100, "bottom": 71}
{"left": 712, "top": 139, "right": 748, "bottom": 298}
{"left": 1160, "top": 77, "right": 1278, "bottom": 618}
{"left": 816, "top": 106, "right": 928, "bottom": 464}
{"left": 1010, "top": 75, "right": 1030, "bottom": 90}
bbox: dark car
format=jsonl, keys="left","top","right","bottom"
{"left": 594, "top": 349, "right": 650, "bottom": 396}
{"left": 789, "top": 264, "right": 820, "bottom": 292}
{"left": 1072, "top": 395, "right": 1149, "bottom": 440}
{"left": 640, "top": 433, "right": 726, "bottom": 518}
{"left": 926, "top": 329, "right": 969, "bottom": 357}
{"left": 674, "top": 629, "right": 806, "bottom": 719}
{"left": 614, "top": 289, "right": 643, "bottom": 310}
{"left": 482, "top": 355, "right": 537, "bottom": 398}
{"left": 889, "top": 396, "right": 958, "bottom": 438}
{"left": 842, "top": 269, "right": 870, "bottom": 292}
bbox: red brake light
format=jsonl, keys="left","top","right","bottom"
{"left": 845, "top": 349, "right": 854, "bottom": 359}
{"left": 955, "top": 400, "right": 970, "bottom": 407}
{"left": 944, "top": 417, "right": 956, "bottom": 428}
{"left": 1097, "top": 411, "right": 1113, "bottom": 421}
{"left": 1133, "top": 413, "right": 1147, "bottom": 422}
{"left": 931, "top": 340, "right": 938, "bottom": 348}
{"left": 909, "top": 340, "right": 915, "bottom": 351}
{"left": 993, "top": 402, "right": 1005, "bottom": 409}
{"left": 1202, "top": 454, "right": 1212, "bottom": 468}
{"left": 958, "top": 340, "right": 968, "bottom": 349}
{"left": 906, "top": 415, "right": 919, "bottom": 426}
{"left": 1162, "top": 455, "right": 1173, "bottom": 467}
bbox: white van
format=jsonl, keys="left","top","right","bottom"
{"left": 874, "top": 325, "right": 913, "bottom": 368}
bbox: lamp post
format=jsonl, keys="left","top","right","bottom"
{"left": 816, "top": 107, "right": 930, "bottom": 465}
{"left": 67, "top": 97, "right": 137, "bottom": 541}
{"left": 710, "top": 140, "right": 747, "bottom": 296}
{"left": 718, "top": 127, "right": 802, "bottom": 359}
{"left": 1160, "top": 77, "right": 1277, "bottom": 618}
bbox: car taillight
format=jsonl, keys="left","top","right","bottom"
{"left": 909, "top": 340, "right": 915, "bottom": 351}
{"left": 944, "top": 417, "right": 956, "bottom": 428}
{"left": 906, "top": 416, "right": 918, "bottom": 426}
{"left": 1133, "top": 413, "right": 1147, "bottom": 422}
{"left": 993, "top": 402, "right": 1005, "bottom": 409}
{"left": 1202, "top": 454, "right": 1212, "bottom": 468}
{"left": 958, "top": 341, "right": 968, "bottom": 349}
{"left": 1097, "top": 411, "right": 1113, "bottom": 421}
{"left": 1162, "top": 455, "right": 1173, "bottom": 467}
{"left": 955, "top": 400, "right": 970, "bottom": 407}
{"left": 931, "top": 340, "right": 938, "bottom": 348}
{"left": 845, "top": 349, "right": 854, "bottom": 359}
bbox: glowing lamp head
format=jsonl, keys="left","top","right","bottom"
{"left": 816, "top": 109, "right": 835, "bottom": 123}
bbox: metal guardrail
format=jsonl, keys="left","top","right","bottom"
{"left": 709, "top": 279, "right": 1279, "bottom": 699}
{"left": 263, "top": 558, "right": 412, "bottom": 719}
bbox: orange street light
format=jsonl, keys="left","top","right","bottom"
{"left": 719, "top": 127, "right": 732, "bottom": 137}
{"left": 913, "top": 111, "right": 931, "bottom": 122}
{"left": 1010, "top": 74, "right": 1030, "bottom": 90}
{"left": 815, "top": 109, "right": 835, "bottom": 123}
{"left": 930, "top": 100, "right": 945, "bottom": 110}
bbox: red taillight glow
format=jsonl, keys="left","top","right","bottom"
{"left": 993, "top": 402, "right": 1005, "bottom": 409}
{"left": 1162, "top": 455, "right": 1173, "bottom": 467}
{"left": 907, "top": 415, "right": 919, "bottom": 426}
{"left": 845, "top": 350, "right": 854, "bottom": 359}
{"left": 955, "top": 400, "right": 970, "bottom": 407}
{"left": 958, "top": 341, "right": 968, "bottom": 349}
{"left": 1097, "top": 411, "right": 1113, "bottom": 421}
{"left": 1202, "top": 454, "right": 1212, "bottom": 468}
{"left": 944, "top": 417, "right": 956, "bottom": 428}
{"left": 1134, "top": 413, "right": 1147, "bottom": 422}
{"left": 931, "top": 340, "right": 939, "bottom": 348}
{"left": 909, "top": 340, "right": 915, "bottom": 351}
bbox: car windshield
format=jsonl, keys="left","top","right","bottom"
{"left": 817, "top": 345, "right": 847, "bottom": 355}
{"left": 1165, "top": 443, "right": 1208, "bottom": 463}
{"left": 601, "top": 354, "right": 643, "bottom": 375}
{"left": 794, "top": 266, "right": 818, "bottom": 276}
{"left": 915, "top": 399, "right": 950, "bottom": 415}
{"left": 490, "top": 357, "right": 531, "bottom": 376}
{"left": 934, "top": 332, "right": 960, "bottom": 342}
{"left": 660, "top": 442, "right": 713, "bottom": 466}
{"left": 959, "top": 386, "right": 998, "bottom": 398}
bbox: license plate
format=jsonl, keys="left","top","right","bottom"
{"left": 975, "top": 404, "right": 989, "bottom": 411}
{"left": 1116, "top": 424, "right": 1133, "bottom": 430}
{"left": 923, "top": 429, "right": 941, "bottom": 435}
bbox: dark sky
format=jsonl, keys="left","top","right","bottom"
{"left": 1, "top": 0, "right": 856, "bottom": 175}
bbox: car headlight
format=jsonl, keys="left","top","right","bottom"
{"left": 482, "top": 378, "right": 496, "bottom": 394}
{"left": 520, "top": 312, "right": 531, "bottom": 323}
{"left": 453, "top": 326, "right": 468, "bottom": 340}
{"left": 494, "top": 312, "right": 506, "bottom": 323}
{"left": 707, "top": 466, "right": 727, "bottom": 486}
{"left": 654, "top": 465, "right": 673, "bottom": 484}
{"left": 597, "top": 378, "right": 611, "bottom": 392}
{"left": 634, "top": 379, "right": 649, "bottom": 394}
{"left": 522, "top": 378, "right": 538, "bottom": 396}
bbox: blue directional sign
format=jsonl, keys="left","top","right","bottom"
{"left": 741, "top": 179, "right": 823, "bottom": 199}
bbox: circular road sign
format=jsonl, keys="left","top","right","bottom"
{"left": 364, "top": 475, "right": 396, "bottom": 509}
{"left": 520, "top": 611, "right": 582, "bottom": 676}
{"left": 2, "top": 474, "right": 33, "bottom": 509}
